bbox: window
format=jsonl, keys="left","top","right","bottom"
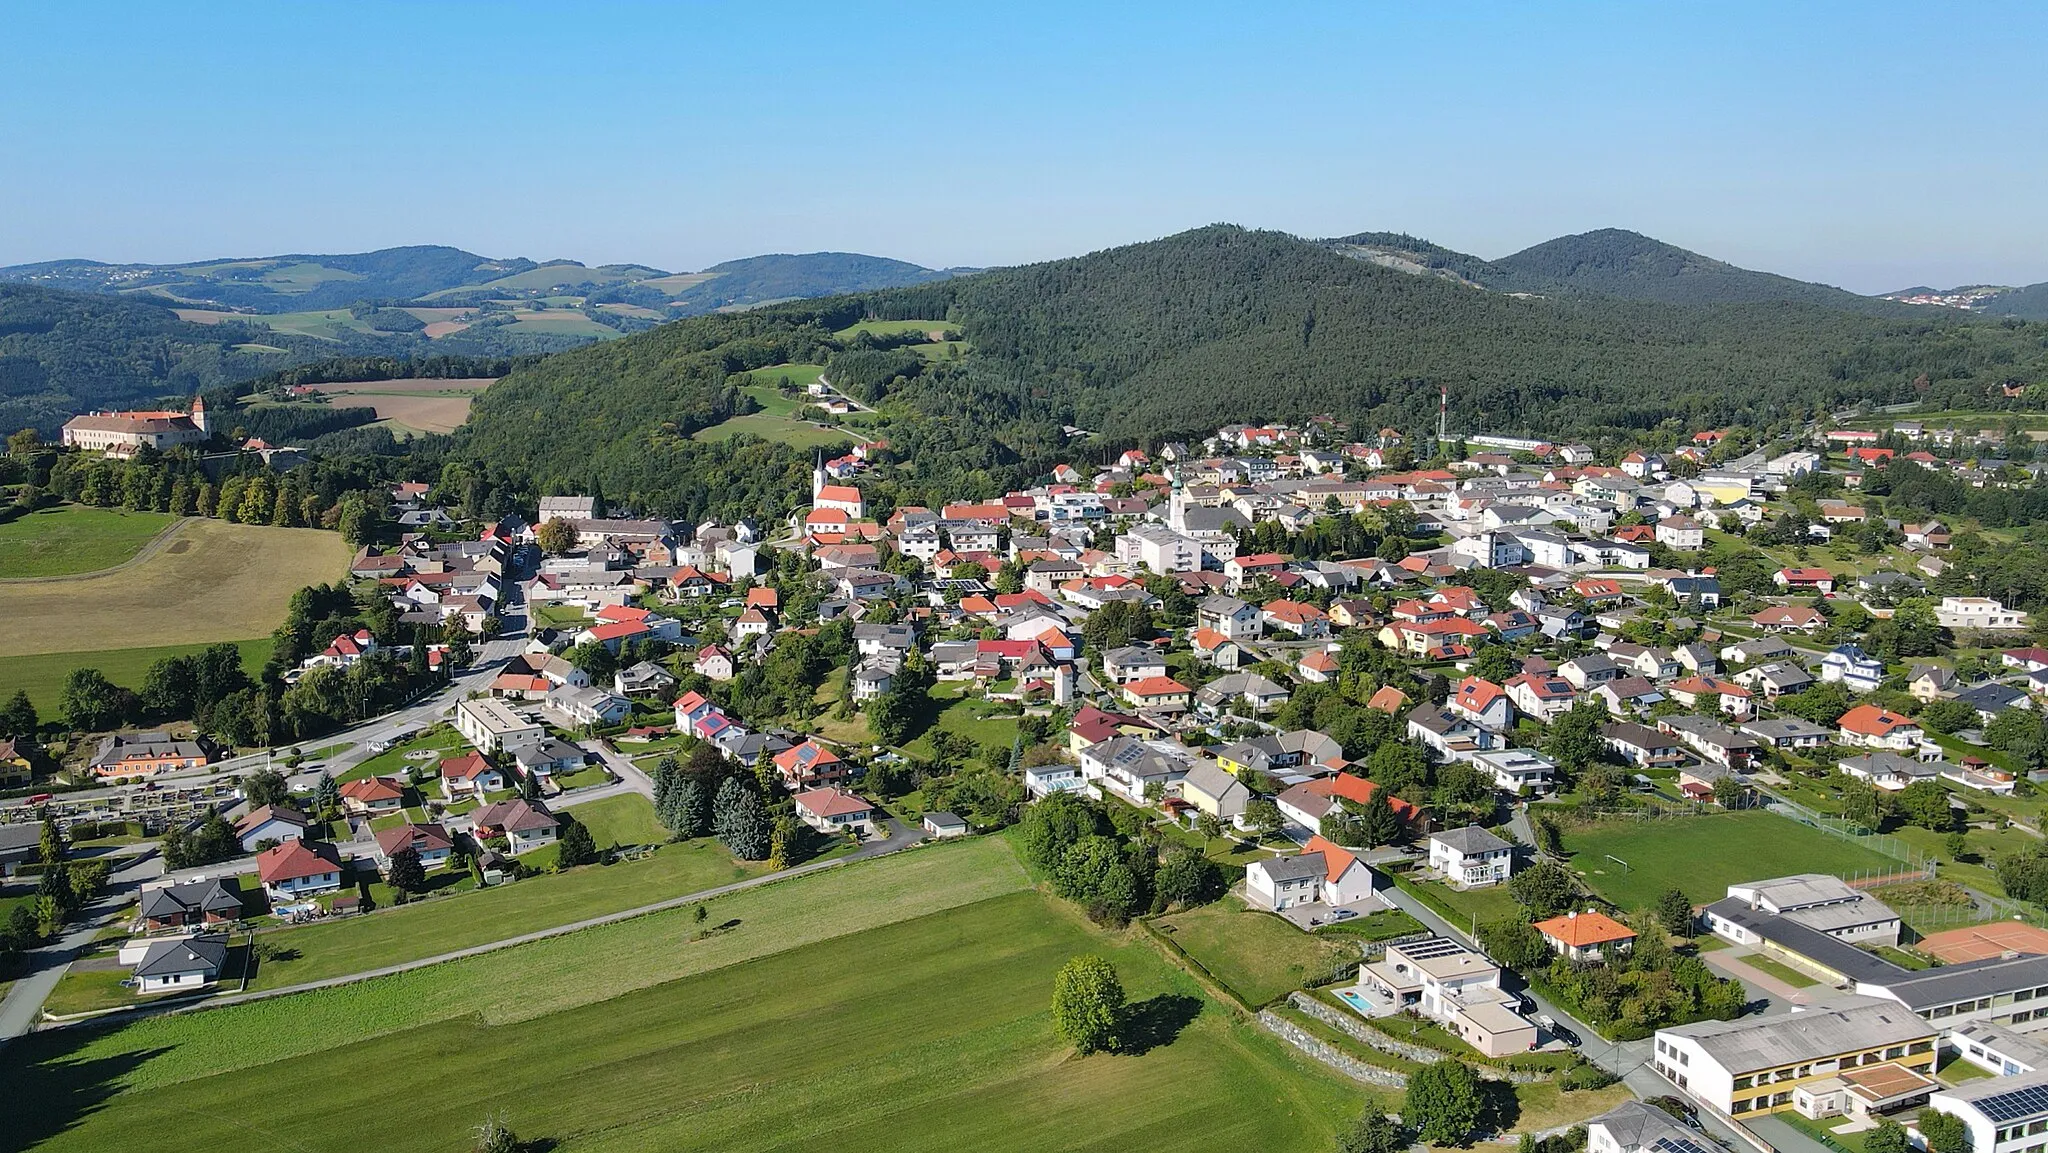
{"left": 1886, "top": 1047, "right": 1905, "bottom": 1060}
{"left": 1679, "top": 1052, "right": 1689, "bottom": 1066}
{"left": 1731, "top": 1099, "right": 1751, "bottom": 1115}
{"left": 1911, "top": 1041, "right": 1934, "bottom": 1055}
{"left": 1932, "top": 1005, "right": 1955, "bottom": 1018}
{"left": 1734, "top": 1076, "right": 1754, "bottom": 1090}
{"left": 1772, "top": 1092, "right": 1792, "bottom": 1107}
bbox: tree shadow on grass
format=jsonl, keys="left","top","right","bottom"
{"left": 1119, "top": 993, "right": 1203, "bottom": 1056}
{"left": 0, "top": 1034, "right": 168, "bottom": 1150}
{"left": 1479, "top": 1078, "right": 1521, "bottom": 1137}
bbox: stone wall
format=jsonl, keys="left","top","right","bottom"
{"left": 1286, "top": 992, "right": 1552, "bottom": 1085}
{"left": 1256, "top": 1010, "right": 1409, "bottom": 1088}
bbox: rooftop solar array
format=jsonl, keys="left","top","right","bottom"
{"left": 1650, "top": 1135, "right": 1719, "bottom": 1153}
{"left": 1972, "top": 1083, "right": 2048, "bottom": 1124}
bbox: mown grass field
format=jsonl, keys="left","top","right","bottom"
{"left": 0, "top": 519, "right": 351, "bottom": 659}
{"left": 10, "top": 843, "right": 1353, "bottom": 1153}
{"left": 1561, "top": 810, "right": 1905, "bottom": 911}
{"left": 0, "top": 638, "right": 273, "bottom": 717}
{"left": 832, "top": 318, "right": 954, "bottom": 339}
{"left": 693, "top": 411, "right": 857, "bottom": 449}
{"left": 241, "top": 834, "right": 764, "bottom": 991}
{"left": 1156, "top": 896, "right": 1355, "bottom": 1005}
{"left": 569, "top": 793, "right": 667, "bottom": 847}
{"left": 0, "top": 504, "right": 176, "bottom": 578}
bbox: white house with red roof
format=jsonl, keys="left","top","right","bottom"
{"left": 1121, "top": 676, "right": 1191, "bottom": 713}
{"left": 773, "top": 740, "right": 848, "bottom": 791}
{"left": 1838, "top": 704, "right": 1926, "bottom": 752}
{"left": 305, "top": 629, "right": 377, "bottom": 671}
{"left": 1274, "top": 773, "right": 1420, "bottom": 835}
{"left": 1262, "top": 599, "right": 1331, "bottom": 638}
{"left": 337, "top": 775, "right": 406, "bottom": 815}
{"left": 1668, "top": 675, "right": 1754, "bottom": 718}
{"left": 1449, "top": 676, "right": 1515, "bottom": 732}
{"left": 439, "top": 752, "right": 505, "bottom": 800}
{"left": 1245, "top": 835, "right": 1382, "bottom": 914}
{"left": 1774, "top": 567, "right": 1837, "bottom": 594}
{"left": 257, "top": 839, "right": 345, "bottom": 900}
{"left": 794, "top": 787, "right": 877, "bottom": 837}
{"left": 694, "top": 644, "right": 735, "bottom": 682}
{"left": 1505, "top": 672, "right": 1579, "bottom": 723}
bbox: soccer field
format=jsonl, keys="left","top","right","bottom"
{"left": 1562, "top": 810, "right": 1905, "bottom": 912}
{"left": 7, "top": 839, "right": 1354, "bottom": 1153}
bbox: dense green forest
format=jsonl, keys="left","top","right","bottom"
{"left": 452, "top": 225, "right": 2048, "bottom": 520}
{"left": 1324, "top": 227, "right": 1926, "bottom": 315}
{"left": 658, "top": 252, "right": 960, "bottom": 315}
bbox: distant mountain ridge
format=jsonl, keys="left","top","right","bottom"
{"left": 1322, "top": 227, "right": 1927, "bottom": 316}
{"left": 0, "top": 245, "right": 961, "bottom": 317}
{"left": 1880, "top": 281, "right": 2048, "bottom": 320}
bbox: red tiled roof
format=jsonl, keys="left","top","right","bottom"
{"left": 257, "top": 838, "right": 342, "bottom": 883}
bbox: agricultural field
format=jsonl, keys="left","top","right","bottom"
{"left": 0, "top": 519, "right": 350, "bottom": 660}
{"left": 238, "top": 833, "right": 764, "bottom": 992}
{"left": 495, "top": 309, "right": 621, "bottom": 341}
{"left": 2, "top": 837, "right": 1362, "bottom": 1153}
{"left": 0, "top": 503, "right": 176, "bottom": 578}
{"left": 1155, "top": 896, "right": 1356, "bottom": 1006}
{"left": 0, "top": 639, "right": 272, "bottom": 717}
{"left": 1559, "top": 810, "right": 1905, "bottom": 912}
{"left": 309, "top": 377, "right": 495, "bottom": 435}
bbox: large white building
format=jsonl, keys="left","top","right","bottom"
{"left": 1652, "top": 996, "right": 1936, "bottom": 1119}
{"left": 1355, "top": 937, "right": 1537, "bottom": 1058}
{"left": 456, "top": 697, "right": 544, "bottom": 754}
{"left": 1929, "top": 1068, "right": 2048, "bottom": 1153}
{"left": 1117, "top": 524, "right": 1202, "bottom": 574}
{"left": 61, "top": 397, "right": 210, "bottom": 456}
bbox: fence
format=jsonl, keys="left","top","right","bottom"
{"left": 1762, "top": 794, "right": 1938, "bottom": 874}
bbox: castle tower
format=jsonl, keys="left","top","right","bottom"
{"left": 190, "top": 395, "right": 211, "bottom": 436}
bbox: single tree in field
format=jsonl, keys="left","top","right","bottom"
{"left": 1338, "top": 1111, "right": 1409, "bottom": 1153}
{"left": 1404, "top": 1058, "right": 1484, "bottom": 1146}
{"left": 1052, "top": 954, "right": 1125, "bottom": 1055}
{"left": 386, "top": 847, "right": 426, "bottom": 894}
{"left": 472, "top": 1116, "right": 521, "bottom": 1153}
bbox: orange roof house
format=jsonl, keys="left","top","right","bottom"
{"left": 1532, "top": 910, "right": 1637, "bottom": 961}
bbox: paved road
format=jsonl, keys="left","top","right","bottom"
{"left": 0, "top": 840, "right": 176, "bottom": 1040}
{"left": 31, "top": 817, "right": 928, "bottom": 1034}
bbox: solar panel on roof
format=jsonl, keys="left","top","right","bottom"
{"left": 1973, "top": 1084, "right": 2048, "bottom": 1123}
{"left": 1649, "top": 1137, "right": 1716, "bottom": 1153}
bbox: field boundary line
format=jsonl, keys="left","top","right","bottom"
{"left": 0, "top": 516, "right": 194, "bottom": 585}
{"left": 29, "top": 823, "right": 934, "bottom": 1037}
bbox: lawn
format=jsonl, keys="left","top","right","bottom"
{"left": 1392, "top": 873, "right": 1524, "bottom": 932}
{"left": 1561, "top": 811, "right": 1905, "bottom": 913}
{"left": 11, "top": 887, "right": 1353, "bottom": 1153}
{"left": 1743, "top": 954, "right": 1820, "bottom": 988}
{"left": 0, "top": 638, "right": 273, "bottom": 717}
{"left": 831, "top": 319, "right": 953, "bottom": 340}
{"left": 531, "top": 601, "right": 594, "bottom": 629}
{"left": 4, "top": 838, "right": 1359, "bottom": 1153}
{"left": 0, "top": 519, "right": 351, "bottom": 659}
{"left": 568, "top": 793, "right": 666, "bottom": 848}
{"left": 1155, "top": 896, "right": 1357, "bottom": 1005}
{"left": 745, "top": 362, "right": 828, "bottom": 395}
{"left": 903, "top": 691, "right": 1025, "bottom": 761}
{"left": 338, "top": 725, "right": 468, "bottom": 783}
{"left": 240, "top": 835, "right": 766, "bottom": 991}
{"left": 0, "top": 504, "right": 176, "bottom": 578}
{"left": 691, "top": 411, "right": 856, "bottom": 449}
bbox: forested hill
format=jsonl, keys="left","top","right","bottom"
{"left": 1978, "top": 282, "right": 2048, "bottom": 321}
{"left": 659, "top": 252, "right": 962, "bottom": 315}
{"left": 0, "top": 283, "right": 319, "bottom": 434}
{"left": 1325, "top": 227, "right": 1920, "bottom": 315}
{"left": 0, "top": 247, "right": 536, "bottom": 313}
{"left": 0, "top": 246, "right": 960, "bottom": 317}
{"left": 458, "top": 224, "right": 2048, "bottom": 516}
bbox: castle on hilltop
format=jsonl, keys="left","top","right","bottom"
{"left": 61, "top": 396, "right": 212, "bottom": 457}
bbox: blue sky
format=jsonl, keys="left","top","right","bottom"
{"left": 3, "top": 1, "right": 2044, "bottom": 292}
